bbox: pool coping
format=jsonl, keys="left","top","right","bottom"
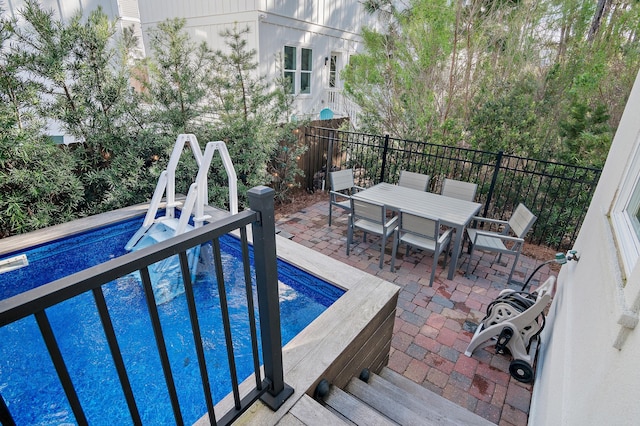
{"left": 0, "top": 203, "right": 151, "bottom": 257}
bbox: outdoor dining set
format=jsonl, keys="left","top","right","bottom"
{"left": 328, "top": 169, "right": 537, "bottom": 286}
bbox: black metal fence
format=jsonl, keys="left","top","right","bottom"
{"left": 304, "top": 127, "right": 602, "bottom": 249}
{"left": 0, "top": 186, "right": 292, "bottom": 426}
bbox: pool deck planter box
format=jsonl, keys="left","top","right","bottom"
{"left": 197, "top": 234, "right": 400, "bottom": 425}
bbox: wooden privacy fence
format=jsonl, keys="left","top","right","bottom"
{"left": 300, "top": 127, "right": 602, "bottom": 250}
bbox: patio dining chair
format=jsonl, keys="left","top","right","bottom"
{"left": 347, "top": 198, "right": 398, "bottom": 269}
{"left": 466, "top": 203, "right": 537, "bottom": 285}
{"left": 328, "top": 169, "right": 364, "bottom": 226}
{"left": 398, "top": 170, "right": 430, "bottom": 191}
{"left": 390, "top": 210, "right": 453, "bottom": 287}
{"left": 441, "top": 178, "right": 478, "bottom": 202}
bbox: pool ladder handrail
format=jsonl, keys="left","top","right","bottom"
{"left": 125, "top": 134, "right": 238, "bottom": 251}
{"left": 176, "top": 140, "right": 238, "bottom": 234}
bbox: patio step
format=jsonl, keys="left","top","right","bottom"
{"left": 281, "top": 394, "right": 352, "bottom": 425}
{"left": 378, "top": 367, "right": 494, "bottom": 425}
{"left": 320, "top": 367, "right": 494, "bottom": 426}
{"left": 323, "top": 385, "right": 396, "bottom": 425}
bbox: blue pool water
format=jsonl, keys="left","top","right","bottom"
{"left": 0, "top": 217, "right": 344, "bottom": 425}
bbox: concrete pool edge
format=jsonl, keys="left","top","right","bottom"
{"left": 197, "top": 233, "right": 400, "bottom": 425}
{"left": 0, "top": 203, "right": 150, "bottom": 257}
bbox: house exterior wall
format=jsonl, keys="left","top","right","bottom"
{"left": 5, "top": 0, "right": 370, "bottom": 120}
{"left": 5, "top": 0, "right": 127, "bottom": 32}
{"left": 136, "top": 0, "right": 371, "bottom": 119}
{"left": 3, "top": 0, "right": 144, "bottom": 56}
{"left": 2, "top": 0, "right": 144, "bottom": 142}
{"left": 530, "top": 70, "right": 640, "bottom": 424}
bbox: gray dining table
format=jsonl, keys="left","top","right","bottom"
{"left": 352, "top": 182, "right": 482, "bottom": 279}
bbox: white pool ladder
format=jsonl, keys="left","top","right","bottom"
{"left": 125, "top": 134, "right": 238, "bottom": 251}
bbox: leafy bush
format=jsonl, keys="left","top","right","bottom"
{"left": 0, "top": 5, "right": 303, "bottom": 237}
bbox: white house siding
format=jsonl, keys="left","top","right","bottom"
{"left": 2, "top": 0, "right": 141, "bottom": 143}
{"left": 137, "top": 0, "right": 260, "bottom": 23}
{"left": 136, "top": 0, "right": 371, "bottom": 118}
{"left": 4, "top": 0, "right": 142, "bottom": 54}
{"left": 117, "top": 0, "right": 144, "bottom": 56}
{"left": 136, "top": 0, "right": 262, "bottom": 52}
{"left": 5, "top": 0, "right": 372, "bottom": 123}
{"left": 530, "top": 71, "right": 640, "bottom": 424}
{"left": 264, "top": 0, "right": 365, "bottom": 29}
{"left": 4, "top": 0, "right": 122, "bottom": 23}
{"left": 261, "top": 0, "right": 373, "bottom": 118}
{"left": 256, "top": 13, "right": 363, "bottom": 117}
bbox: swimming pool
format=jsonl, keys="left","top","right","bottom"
{"left": 0, "top": 216, "right": 344, "bottom": 424}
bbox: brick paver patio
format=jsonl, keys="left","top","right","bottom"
{"left": 275, "top": 197, "right": 556, "bottom": 426}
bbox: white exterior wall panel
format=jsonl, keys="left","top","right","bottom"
{"left": 4, "top": 0, "right": 369, "bottom": 124}
{"left": 256, "top": 13, "right": 361, "bottom": 116}
{"left": 531, "top": 70, "right": 640, "bottom": 425}
{"left": 264, "top": 0, "right": 364, "bottom": 29}
{"left": 137, "top": 0, "right": 259, "bottom": 22}
{"left": 140, "top": 14, "right": 260, "bottom": 56}
{"left": 134, "top": 0, "right": 370, "bottom": 119}
{"left": 118, "top": 0, "right": 140, "bottom": 19}
{"left": 5, "top": 0, "right": 119, "bottom": 22}
{"left": 3, "top": 0, "right": 140, "bottom": 139}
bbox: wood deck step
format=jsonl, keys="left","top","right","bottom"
{"left": 345, "top": 376, "right": 429, "bottom": 425}
{"left": 324, "top": 386, "right": 397, "bottom": 425}
{"left": 315, "top": 367, "right": 495, "bottom": 426}
{"left": 377, "top": 367, "right": 494, "bottom": 425}
{"left": 279, "top": 394, "right": 351, "bottom": 426}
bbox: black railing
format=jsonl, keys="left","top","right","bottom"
{"left": 305, "top": 127, "right": 602, "bottom": 249}
{"left": 0, "top": 186, "right": 293, "bottom": 426}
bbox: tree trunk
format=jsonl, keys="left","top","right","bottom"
{"left": 442, "top": 0, "right": 462, "bottom": 129}
{"left": 588, "top": 0, "right": 608, "bottom": 42}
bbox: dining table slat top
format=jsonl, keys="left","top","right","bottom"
{"left": 353, "top": 183, "right": 481, "bottom": 225}
{"left": 352, "top": 182, "right": 482, "bottom": 279}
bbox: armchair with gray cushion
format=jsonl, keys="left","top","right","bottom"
{"left": 390, "top": 210, "right": 452, "bottom": 287}
{"left": 347, "top": 198, "right": 398, "bottom": 269}
{"left": 465, "top": 203, "right": 537, "bottom": 285}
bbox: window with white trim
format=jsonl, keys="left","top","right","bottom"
{"left": 628, "top": 184, "right": 640, "bottom": 237}
{"left": 611, "top": 129, "right": 640, "bottom": 278}
{"left": 300, "top": 48, "right": 312, "bottom": 94}
{"left": 283, "top": 46, "right": 296, "bottom": 95}
{"left": 283, "top": 46, "right": 312, "bottom": 95}
{"left": 328, "top": 54, "right": 337, "bottom": 88}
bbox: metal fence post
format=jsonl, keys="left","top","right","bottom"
{"left": 247, "top": 186, "right": 294, "bottom": 410}
{"left": 326, "top": 131, "right": 334, "bottom": 191}
{"left": 379, "top": 134, "right": 390, "bottom": 183}
{"left": 483, "top": 150, "right": 504, "bottom": 218}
